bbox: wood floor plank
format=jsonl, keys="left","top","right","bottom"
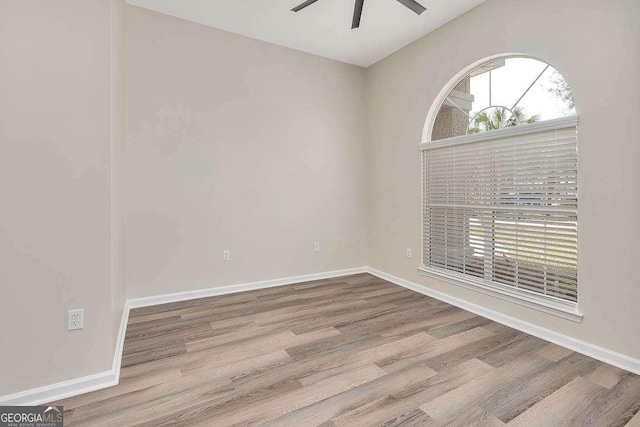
{"left": 231, "top": 331, "right": 420, "bottom": 393}
{"left": 442, "top": 406, "right": 506, "bottom": 427}
{"left": 377, "top": 326, "right": 496, "bottom": 374}
{"left": 126, "top": 314, "right": 183, "bottom": 329}
{"left": 247, "top": 299, "right": 371, "bottom": 328}
{"left": 380, "top": 307, "right": 477, "bottom": 338}
{"left": 361, "top": 290, "right": 425, "bottom": 306}
{"left": 182, "top": 322, "right": 265, "bottom": 352}
{"left": 260, "top": 365, "right": 440, "bottom": 427}
{"left": 48, "top": 273, "right": 640, "bottom": 427}
{"left": 334, "top": 304, "right": 456, "bottom": 336}
{"left": 424, "top": 328, "right": 524, "bottom": 372}
{"left": 428, "top": 315, "right": 493, "bottom": 339}
{"left": 67, "top": 374, "right": 231, "bottom": 424}
{"left": 189, "top": 365, "right": 387, "bottom": 427}
{"left": 52, "top": 368, "right": 182, "bottom": 411}
{"left": 567, "top": 373, "right": 640, "bottom": 426}
{"left": 534, "top": 342, "right": 574, "bottom": 362}
{"left": 357, "top": 332, "right": 436, "bottom": 360}
{"left": 182, "top": 349, "right": 292, "bottom": 382}
{"left": 148, "top": 374, "right": 303, "bottom": 427}
{"left": 180, "top": 328, "right": 337, "bottom": 376}
{"left": 68, "top": 377, "right": 235, "bottom": 427}
{"left": 627, "top": 409, "right": 640, "bottom": 427}
{"left": 331, "top": 359, "right": 494, "bottom": 427}
{"left": 421, "top": 353, "right": 552, "bottom": 425}
{"left": 285, "top": 327, "right": 393, "bottom": 361}
{"left": 484, "top": 352, "right": 603, "bottom": 422}
{"left": 121, "top": 341, "right": 187, "bottom": 367}
{"left": 289, "top": 303, "right": 401, "bottom": 335}
{"left": 380, "top": 409, "right": 441, "bottom": 427}
{"left": 584, "top": 364, "right": 627, "bottom": 389}
{"left": 298, "top": 332, "right": 435, "bottom": 387}
{"left": 478, "top": 334, "right": 549, "bottom": 368}
{"left": 124, "top": 323, "right": 214, "bottom": 352}
{"left": 507, "top": 377, "right": 607, "bottom": 426}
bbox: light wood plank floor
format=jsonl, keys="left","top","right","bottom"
{"left": 53, "top": 273, "right": 640, "bottom": 426}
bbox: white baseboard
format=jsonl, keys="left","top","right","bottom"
{"left": 4, "top": 265, "right": 638, "bottom": 405}
{"left": 0, "top": 267, "right": 367, "bottom": 405}
{"left": 0, "top": 371, "right": 117, "bottom": 407}
{"left": 0, "top": 299, "right": 132, "bottom": 406}
{"left": 365, "top": 267, "right": 640, "bottom": 376}
{"left": 127, "top": 267, "right": 368, "bottom": 309}
{"left": 112, "top": 303, "right": 131, "bottom": 385}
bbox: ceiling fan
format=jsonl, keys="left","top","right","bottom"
{"left": 291, "top": 0, "right": 426, "bottom": 29}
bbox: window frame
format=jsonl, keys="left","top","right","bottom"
{"left": 419, "top": 116, "right": 582, "bottom": 322}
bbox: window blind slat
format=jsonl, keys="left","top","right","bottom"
{"left": 423, "top": 122, "right": 578, "bottom": 305}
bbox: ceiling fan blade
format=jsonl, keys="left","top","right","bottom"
{"left": 395, "top": 0, "right": 426, "bottom": 15}
{"left": 291, "top": 0, "right": 320, "bottom": 12}
{"left": 352, "top": 0, "right": 365, "bottom": 29}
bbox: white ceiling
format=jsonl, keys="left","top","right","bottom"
{"left": 126, "top": 0, "right": 485, "bottom": 68}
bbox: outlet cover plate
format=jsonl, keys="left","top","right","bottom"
{"left": 68, "top": 309, "right": 84, "bottom": 331}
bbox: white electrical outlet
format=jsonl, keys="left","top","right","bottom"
{"left": 406, "top": 248, "right": 412, "bottom": 259}
{"left": 222, "top": 250, "right": 231, "bottom": 261}
{"left": 314, "top": 241, "right": 320, "bottom": 252}
{"left": 68, "top": 309, "right": 84, "bottom": 331}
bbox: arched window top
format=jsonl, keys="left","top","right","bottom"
{"left": 430, "top": 56, "right": 576, "bottom": 142}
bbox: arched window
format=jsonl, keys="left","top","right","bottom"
{"left": 420, "top": 56, "right": 580, "bottom": 320}
{"left": 431, "top": 57, "right": 575, "bottom": 141}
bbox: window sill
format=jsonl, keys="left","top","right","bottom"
{"left": 417, "top": 267, "right": 583, "bottom": 323}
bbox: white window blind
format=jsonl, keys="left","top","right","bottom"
{"left": 421, "top": 117, "right": 578, "bottom": 310}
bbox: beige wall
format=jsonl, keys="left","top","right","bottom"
{"left": 367, "top": 0, "right": 640, "bottom": 359}
{"left": 123, "top": 6, "right": 368, "bottom": 298}
{"left": 0, "top": 1, "right": 124, "bottom": 395}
